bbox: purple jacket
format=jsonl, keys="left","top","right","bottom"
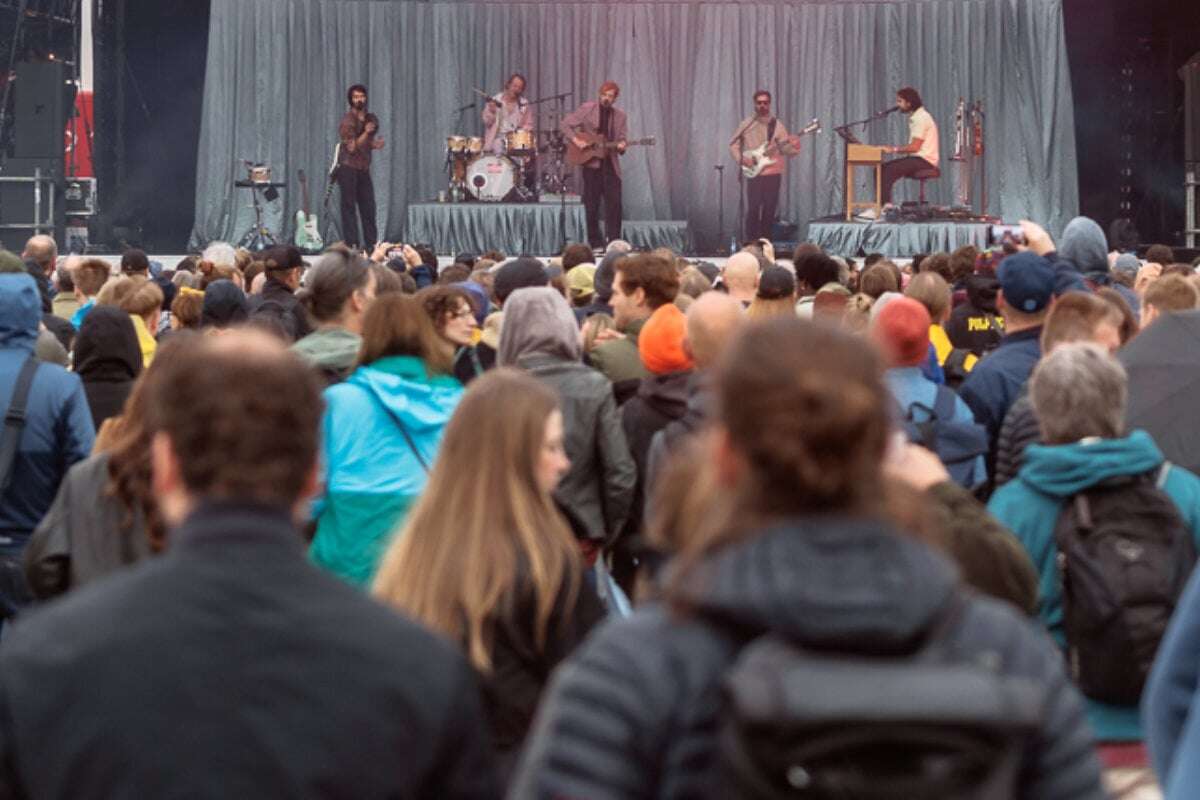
{"left": 560, "top": 100, "right": 629, "bottom": 177}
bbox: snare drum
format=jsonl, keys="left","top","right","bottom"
{"left": 466, "top": 155, "right": 516, "bottom": 202}
{"left": 446, "top": 135, "right": 469, "bottom": 156}
{"left": 504, "top": 129, "right": 536, "bottom": 156}
{"left": 467, "top": 137, "right": 484, "bottom": 157}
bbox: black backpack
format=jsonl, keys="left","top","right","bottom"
{"left": 716, "top": 591, "right": 1046, "bottom": 799}
{"left": 1054, "top": 464, "right": 1196, "bottom": 706}
{"left": 900, "top": 386, "right": 989, "bottom": 489}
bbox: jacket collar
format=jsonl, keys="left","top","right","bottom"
{"left": 999, "top": 326, "right": 1042, "bottom": 346}
{"left": 169, "top": 500, "right": 305, "bottom": 555}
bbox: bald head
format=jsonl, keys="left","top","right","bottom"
{"left": 723, "top": 252, "right": 759, "bottom": 303}
{"left": 22, "top": 235, "right": 57, "bottom": 274}
{"left": 685, "top": 291, "right": 745, "bottom": 369}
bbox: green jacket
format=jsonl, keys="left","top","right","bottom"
{"left": 588, "top": 317, "right": 649, "bottom": 386}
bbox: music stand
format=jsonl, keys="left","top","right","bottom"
{"left": 234, "top": 179, "right": 287, "bottom": 251}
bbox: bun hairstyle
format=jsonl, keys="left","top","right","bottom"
{"left": 296, "top": 249, "right": 372, "bottom": 323}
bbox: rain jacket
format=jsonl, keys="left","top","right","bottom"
{"left": 291, "top": 328, "right": 361, "bottom": 385}
{"left": 988, "top": 430, "right": 1200, "bottom": 741}
{"left": 0, "top": 274, "right": 95, "bottom": 541}
{"left": 309, "top": 355, "right": 462, "bottom": 586}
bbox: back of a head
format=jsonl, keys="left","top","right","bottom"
{"left": 1031, "top": 342, "right": 1127, "bottom": 444}
{"left": 617, "top": 252, "right": 680, "bottom": 310}
{"left": 872, "top": 296, "right": 932, "bottom": 368}
{"left": 146, "top": 331, "right": 324, "bottom": 508}
{"left": 561, "top": 243, "right": 594, "bottom": 271}
{"left": 201, "top": 241, "right": 237, "bottom": 269}
{"left": 1145, "top": 244, "right": 1175, "bottom": 266}
{"left": 1143, "top": 274, "right": 1200, "bottom": 315}
{"left": 919, "top": 253, "right": 953, "bottom": 283}
{"left": 678, "top": 266, "right": 712, "bottom": 299}
{"left": 118, "top": 276, "right": 164, "bottom": 317}
{"left": 260, "top": 245, "right": 304, "bottom": 278}
{"left": 494, "top": 257, "right": 549, "bottom": 305}
{"left": 714, "top": 317, "right": 888, "bottom": 519}
{"left": 300, "top": 250, "right": 371, "bottom": 323}
{"left": 904, "top": 272, "right": 950, "bottom": 322}
{"left": 99, "top": 275, "right": 144, "bottom": 309}
{"left": 201, "top": 279, "right": 248, "bottom": 328}
{"left": 23, "top": 234, "right": 56, "bottom": 269}
{"left": 793, "top": 251, "right": 840, "bottom": 295}
{"left": 1058, "top": 216, "right": 1109, "bottom": 274}
{"left": 860, "top": 264, "right": 899, "bottom": 300}
{"left": 1040, "top": 292, "right": 1124, "bottom": 353}
{"left": 74, "top": 258, "right": 111, "bottom": 298}
{"left": 74, "top": 304, "right": 143, "bottom": 382}
{"left": 358, "top": 292, "right": 451, "bottom": 373}
{"left": 497, "top": 286, "right": 581, "bottom": 366}
{"left": 120, "top": 248, "right": 150, "bottom": 276}
{"left": 949, "top": 246, "right": 978, "bottom": 283}
{"left": 722, "top": 253, "right": 759, "bottom": 293}
{"left": 686, "top": 292, "right": 744, "bottom": 370}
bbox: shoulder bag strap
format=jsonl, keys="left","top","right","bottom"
{"left": 379, "top": 403, "right": 430, "bottom": 474}
{"left": 0, "top": 356, "right": 41, "bottom": 495}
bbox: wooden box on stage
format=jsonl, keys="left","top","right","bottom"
{"left": 845, "top": 144, "right": 885, "bottom": 221}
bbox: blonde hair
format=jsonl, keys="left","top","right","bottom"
{"left": 373, "top": 369, "right": 582, "bottom": 672}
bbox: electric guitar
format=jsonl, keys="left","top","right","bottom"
{"left": 294, "top": 170, "right": 323, "bottom": 252}
{"left": 566, "top": 133, "right": 656, "bottom": 167}
{"left": 740, "top": 119, "right": 821, "bottom": 178}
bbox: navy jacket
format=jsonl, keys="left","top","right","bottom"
{"left": 0, "top": 274, "right": 94, "bottom": 541}
{"left": 510, "top": 517, "right": 1105, "bottom": 800}
{"left": 0, "top": 501, "right": 497, "bottom": 799}
{"left": 959, "top": 326, "right": 1042, "bottom": 447}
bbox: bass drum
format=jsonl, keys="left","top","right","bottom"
{"left": 466, "top": 155, "right": 516, "bottom": 202}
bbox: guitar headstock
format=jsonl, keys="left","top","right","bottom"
{"left": 802, "top": 119, "right": 821, "bottom": 136}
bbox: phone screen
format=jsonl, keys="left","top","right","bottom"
{"left": 989, "top": 224, "right": 1025, "bottom": 246}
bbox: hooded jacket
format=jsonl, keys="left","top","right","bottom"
{"left": 1056, "top": 216, "right": 1141, "bottom": 317}
{"left": 73, "top": 306, "right": 143, "bottom": 430}
{"left": 500, "top": 289, "right": 636, "bottom": 542}
{"left": 0, "top": 275, "right": 95, "bottom": 541}
{"left": 309, "top": 355, "right": 463, "bottom": 586}
{"left": 620, "top": 370, "right": 692, "bottom": 536}
{"left": 988, "top": 430, "right": 1200, "bottom": 741}
{"left": 509, "top": 517, "right": 1105, "bottom": 799}
{"left": 291, "top": 328, "right": 361, "bottom": 385}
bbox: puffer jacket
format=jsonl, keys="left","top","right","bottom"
{"left": 994, "top": 390, "right": 1041, "bottom": 488}
{"left": 0, "top": 274, "right": 95, "bottom": 542}
{"left": 517, "top": 353, "right": 635, "bottom": 542}
{"left": 309, "top": 355, "right": 462, "bottom": 586}
{"left": 509, "top": 517, "right": 1105, "bottom": 799}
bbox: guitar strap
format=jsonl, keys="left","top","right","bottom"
{"left": 767, "top": 118, "right": 777, "bottom": 144}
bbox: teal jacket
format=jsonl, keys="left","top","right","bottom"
{"left": 988, "top": 430, "right": 1200, "bottom": 741}
{"left": 309, "top": 356, "right": 463, "bottom": 587}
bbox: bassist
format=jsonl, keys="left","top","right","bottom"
{"left": 562, "top": 81, "right": 628, "bottom": 249}
{"left": 729, "top": 90, "right": 802, "bottom": 241}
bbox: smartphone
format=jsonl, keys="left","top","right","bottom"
{"left": 989, "top": 224, "right": 1025, "bottom": 246}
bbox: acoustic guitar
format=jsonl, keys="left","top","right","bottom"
{"left": 566, "top": 132, "right": 656, "bottom": 167}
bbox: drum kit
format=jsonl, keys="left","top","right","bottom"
{"left": 443, "top": 90, "right": 574, "bottom": 203}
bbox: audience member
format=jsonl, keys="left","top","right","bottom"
{"left": 746, "top": 265, "right": 795, "bottom": 319}
{"left": 498, "top": 288, "right": 635, "bottom": 548}
{"left": 309, "top": 294, "right": 463, "bottom": 587}
{"left": 512, "top": 317, "right": 1105, "bottom": 798}
{"left": 418, "top": 284, "right": 493, "bottom": 385}
{"left": 248, "top": 245, "right": 312, "bottom": 341}
{"left": 292, "top": 250, "right": 377, "bottom": 384}
{"left": 859, "top": 262, "right": 899, "bottom": 299}
{"left": 1141, "top": 274, "right": 1200, "bottom": 330}
{"left": 0, "top": 330, "right": 496, "bottom": 797}
{"left": 989, "top": 343, "right": 1200, "bottom": 796}
{"left": 169, "top": 286, "right": 204, "bottom": 331}
{"left": 69, "top": 257, "right": 110, "bottom": 329}
{"left": 0, "top": 272, "right": 95, "bottom": 619}
{"left": 116, "top": 277, "right": 163, "bottom": 366}
{"left": 71, "top": 305, "right": 143, "bottom": 430}
{"left": 793, "top": 250, "right": 842, "bottom": 317}
{"left": 493, "top": 257, "right": 549, "bottom": 306}
{"left": 906, "top": 270, "right": 977, "bottom": 385}
{"left": 374, "top": 369, "right": 604, "bottom": 782}
{"left": 720, "top": 252, "right": 758, "bottom": 307}
{"left": 200, "top": 279, "right": 248, "bottom": 330}
{"left": 52, "top": 258, "right": 80, "bottom": 321}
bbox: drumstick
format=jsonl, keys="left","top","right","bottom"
{"left": 473, "top": 87, "right": 500, "bottom": 106}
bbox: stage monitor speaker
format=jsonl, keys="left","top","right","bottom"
{"left": 0, "top": 156, "right": 65, "bottom": 252}
{"left": 13, "top": 60, "right": 72, "bottom": 160}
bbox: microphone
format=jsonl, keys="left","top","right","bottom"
{"left": 876, "top": 105, "right": 900, "bottom": 117}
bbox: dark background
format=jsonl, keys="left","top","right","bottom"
{"left": 10, "top": 0, "right": 1200, "bottom": 252}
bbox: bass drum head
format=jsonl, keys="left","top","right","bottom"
{"left": 466, "top": 155, "right": 516, "bottom": 202}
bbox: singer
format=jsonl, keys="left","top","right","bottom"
{"left": 336, "top": 84, "right": 384, "bottom": 249}
{"left": 877, "top": 86, "right": 940, "bottom": 208}
{"left": 729, "top": 90, "right": 802, "bottom": 241}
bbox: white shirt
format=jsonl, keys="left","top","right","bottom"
{"left": 908, "top": 107, "right": 939, "bottom": 167}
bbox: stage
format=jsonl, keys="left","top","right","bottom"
{"left": 807, "top": 217, "right": 991, "bottom": 258}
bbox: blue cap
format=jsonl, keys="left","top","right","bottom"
{"left": 998, "top": 251, "right": 1056, "bottom": 314}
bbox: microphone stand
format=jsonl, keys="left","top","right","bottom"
{"left": 714, "top": 164, "right": 726, "bottom": 256}
{"left": 730, "top": 116, "right": 756, "bottom": 250}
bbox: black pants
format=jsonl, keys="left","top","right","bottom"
{"left": 881, "top": 156, "right": 932, "bottom": 204}
{"left": 745, "top": 173, "right": 781, "bottom": 242}
{"left": 582, "top": 161, "right": 622, "bottom": 248}
{"left": 336, "top": 165, "right": 378, "bottom": 248}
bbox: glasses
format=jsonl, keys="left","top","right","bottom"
{"left": 450, "top": 309, "right": 475, "bottom": 321}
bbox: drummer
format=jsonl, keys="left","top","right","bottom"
{"left": 482, "top": 73, "right": 534, "bottom": 155}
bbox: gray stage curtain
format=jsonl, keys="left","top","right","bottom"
{"left": 191, "top": 0, "right": 1079, "bottom": 253}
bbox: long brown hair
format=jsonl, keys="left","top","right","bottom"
{"left": 373, "top": 368, "right": 582, "bottom": 672}
{"left": 356, "top": 293, "right": 454, "bottom": 374}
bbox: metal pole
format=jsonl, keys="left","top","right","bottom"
{"left": 33, "top": 168, "right": 42, "bottom": 233}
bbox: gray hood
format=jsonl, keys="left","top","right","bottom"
{"left": 1058, "top": 216, "right": 1109, "bottom": 275}
{"left": 498, "top": 287, "right": 582, "bottom": 366}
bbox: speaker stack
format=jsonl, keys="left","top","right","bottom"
{"left": 0, "top": 60, "right": 70, "bottom": 252}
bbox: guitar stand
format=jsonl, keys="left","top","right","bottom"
{"left": 234, "top": 180, "right": 286, "bottom": 251}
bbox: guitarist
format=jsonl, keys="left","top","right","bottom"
{"left": 561, "top": 81, "right": 628, "bottom": 249}
{"left": 729, "top": 90, "right": 802, "bottom": 242}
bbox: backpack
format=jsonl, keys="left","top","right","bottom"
{"left": 901, "top": 386, "right": 989, "bottom": 489}
{"left": 716, "top": 590, "right": 1046, "bottom": 799}
{"left": 1053, "top": 464, "right": 1196, "bottom": 706}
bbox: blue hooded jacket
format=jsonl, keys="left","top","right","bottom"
{"left": 0, "top": 274, "right": 95, "bottom": 541}
{"left": 988, "top": 430, "right": 1200, "bottom": 741}
{"left": 309, "top": 355, "right": 463, "bottom": 586}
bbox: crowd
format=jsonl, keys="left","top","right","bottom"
{"left": 3, "top": 219, "right": 1200, "bottom": 798}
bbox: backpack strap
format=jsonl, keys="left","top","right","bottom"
{"left": 931, "top": 385, "right": 957, "bottom": 422}
{"left": 376, "top": 401, "right": 431, "bottom": 474}
{"left": 0, "top": 356, "right": 41, "bottom": 495}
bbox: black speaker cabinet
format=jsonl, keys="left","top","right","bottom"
{"left": 13, "top": 60, "right": 72, "bottom": 160}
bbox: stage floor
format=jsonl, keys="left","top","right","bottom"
{"left": 808, "top": 216, "right": 991, "bottom": 258}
